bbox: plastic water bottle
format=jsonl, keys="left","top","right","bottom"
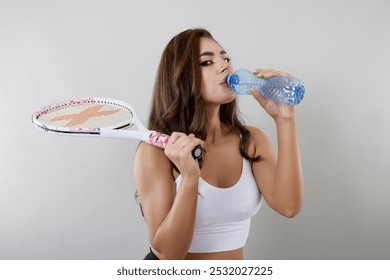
{"left": 226, "top": 69, "right": 305, "bottom": 105}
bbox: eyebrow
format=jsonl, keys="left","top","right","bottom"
{"left": 199, "top": 50, "right": 227, "bottom": 57}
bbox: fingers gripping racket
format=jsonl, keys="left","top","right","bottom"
{"left": 32, "top": 97, "right": 202, "bottom": 159}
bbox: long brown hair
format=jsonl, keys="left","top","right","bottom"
{"left": 148, "top": 28, "right": 259, "bottom": 162}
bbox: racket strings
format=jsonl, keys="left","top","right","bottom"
{"left": 49, "top": 105, "right": 121, "bottom": 127}
{"left": 34, "top": 98, "right": 136, "bottom": 132}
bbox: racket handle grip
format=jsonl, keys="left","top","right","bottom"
{"left": 191, "top": 145, "right": 203, "bottom": 160}
{"left": 149, "top": 132, "right": 203, "bottom": 159}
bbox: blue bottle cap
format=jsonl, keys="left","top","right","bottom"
{"left": 226, "top": 74, "right": 239, "bottom": 86}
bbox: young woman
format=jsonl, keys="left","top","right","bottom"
{"left": 134, "top": 28, "right": 303, "bottom": 260}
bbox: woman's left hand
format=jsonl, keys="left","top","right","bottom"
{"left": 249, "top": 68, "right": 296, "bottom": 120}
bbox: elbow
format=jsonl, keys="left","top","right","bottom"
{"left": 283, "top": 209, "right": 300, "bottom": 218}
{"left": 150, "top": 242, "right": 188, "bottom": 260}
{"left": 277, "top": 202, "right": 302, "bottom": 218}
{"left": 281, "top": 205, "right": 302, "bottom": 218}
{"left": 278, "top": 192, "right": 303, "bottom": 218}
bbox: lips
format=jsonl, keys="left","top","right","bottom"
{"left": 219, "top": 76, "right": 229, "bottom": 85}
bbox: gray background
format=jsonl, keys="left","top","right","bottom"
{"left": 1, "top": 0, "right": 389, "bottom": 259}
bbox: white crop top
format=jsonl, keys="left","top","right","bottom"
{"left": 175, "top": 158, "right": 262, "bottom": 253}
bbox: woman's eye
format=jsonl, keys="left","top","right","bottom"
{"left": 224, "top": 57, "right": 231, "bottom": 63}
{"left": 200, "top": 60, "right": 213, "bottom": 67}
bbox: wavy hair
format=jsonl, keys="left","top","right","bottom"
{"left": 148, "top": 28, "right": 259, "bottom": 162}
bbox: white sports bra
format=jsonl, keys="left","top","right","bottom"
{"left": 175, "top": 158, "right": 262, "bottom": 253}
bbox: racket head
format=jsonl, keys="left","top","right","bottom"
{"left": 32, "top": 97, "right": 145, "bottom": 135}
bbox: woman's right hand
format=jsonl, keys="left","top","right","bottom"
{"left": 164, "top": 132, "right": 204, "bottom": 178}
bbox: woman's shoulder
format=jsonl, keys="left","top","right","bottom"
{"left": 134, "top": 142, "right": 173, "bottom": 180}
{"left": 245, "top": 125, "right": 270, "bottom": 141}
{"left": 244, "top": 125, "right": 273, "bottom": 157}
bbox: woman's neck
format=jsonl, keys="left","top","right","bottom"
{"left": 205, "top": 105, "right": 225, "bottom": 144}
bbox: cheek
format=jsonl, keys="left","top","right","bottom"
{"left": 200, "top": 76, "right": 213, "bottom": 99}
{"left": 200, "top": 81, "right": 218, "bottom": 102}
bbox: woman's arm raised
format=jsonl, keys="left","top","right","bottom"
{"left": 133, "top": 134, "right": 203, "bottom": 259}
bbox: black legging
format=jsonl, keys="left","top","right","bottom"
{"left": 143, "top": 248, "right": 160, "bottom": 260}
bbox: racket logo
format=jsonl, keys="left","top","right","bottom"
{"left": 50, "top": 105, "right": 121, "bottom": 127}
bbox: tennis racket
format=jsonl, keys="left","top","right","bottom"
{"left": 32, "top": 97, "right": 202, "bottom": 159}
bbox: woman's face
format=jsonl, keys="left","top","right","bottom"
{"left": 199, "top": 37, "right": 235, "bottom": 106}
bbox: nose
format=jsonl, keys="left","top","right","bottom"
{"left": 221, "top": 60, "right": 230, "bottom": 73}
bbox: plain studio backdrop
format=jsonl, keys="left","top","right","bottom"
{"left": 0, "top": 0, "right": 389, "bottom": 260}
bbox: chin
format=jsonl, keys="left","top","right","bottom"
{"left": 202, "top": 88, "right": 236, "bottom": 105}
{"left": 222, "top": 91, "right": 236, "bottom": 104}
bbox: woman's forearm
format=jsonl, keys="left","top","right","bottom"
{"left": 151, "top": 175, "right": 199, "bottom": 259}
{"left": 272, "top": 117, "right": 304, "bottom": 217}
